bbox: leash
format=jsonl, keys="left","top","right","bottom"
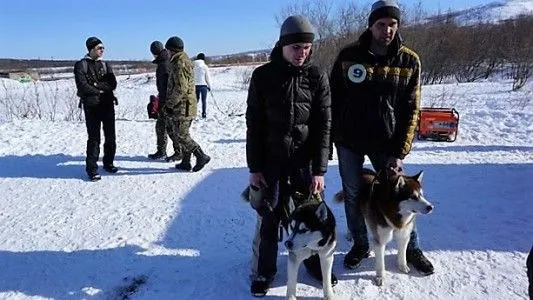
{"left": 278, "top": 191, "right": 323, "bottom": 242}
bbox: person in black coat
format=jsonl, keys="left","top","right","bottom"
{"left": 74, "top": 36, "right": 118, "bottom": 181}
{"left": 245, "top": 15, "right": 334, "bottom": 297}
{"left": 147, "top": 41, "right": 181, "bottom": 161}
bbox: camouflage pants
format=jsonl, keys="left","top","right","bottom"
{"left": 156, "top": 116, "right": 180, "bottom": 154}
{"left": 167, "top": 118, "right": 199, "bottom": 154}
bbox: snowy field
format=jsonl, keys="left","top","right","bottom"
{"left": 0, "top": 64, "right": 532, "bottom": 300}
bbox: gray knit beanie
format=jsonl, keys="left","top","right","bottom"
{"left": 368, "top": 0, "right": 401, "bottom": 27}
{"left": 279, "top": 15, "right": 315, "bottom": 46}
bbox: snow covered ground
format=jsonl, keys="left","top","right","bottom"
{"left": 0, "top": 64, "right": 531, "bottom": 300}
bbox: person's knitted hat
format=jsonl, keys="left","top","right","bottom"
{"left": 86, "top": 36, "right": 103, "bottom": 51}
{"left": 368, "top": 0, "right": 401, "bottom": 27}
{"left": 279, "top": 15, "right": 315, "bottom": 46}
{"left": 165, "top": 36, "right": 184, "bottom": 52}
{"left": 150, "top": 41, "right": 164, "bottom": 56}
{"left": 197, "top": 53, "right": 205, "bottom": 60}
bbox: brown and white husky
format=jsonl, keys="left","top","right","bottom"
{"left": 335, "top": 168, "right": 433, "bottom": 286}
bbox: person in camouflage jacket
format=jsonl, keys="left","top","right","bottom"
{"left": 162, "top": 36, "right": 210, "bottom": 172}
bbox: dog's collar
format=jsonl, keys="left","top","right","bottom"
{"left": 292, "top": 191, "right": 323, "bottom": 208}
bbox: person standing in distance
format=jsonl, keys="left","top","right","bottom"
{"left": 193, "top": 52, "right": 212, "bottom": 119}
{"left": 147, "top": 41, "right": 182, "bottom": 162}
{"left": 74, "top": 36, "right": 118, "bottom": 181}
{"left": 163, "top": 36, "right": 211, "bottom": 172}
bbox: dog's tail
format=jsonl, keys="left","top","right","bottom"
{"left": 240, "top": 186, "right": 250, "bottom": 202}
{"left": 333, "top": 190, "right": 345, "bottom": 203}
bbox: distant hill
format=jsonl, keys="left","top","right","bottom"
{"left": 424, "top": 0, "right": 533, "bottom": 25}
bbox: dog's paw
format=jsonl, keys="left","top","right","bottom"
{"left": 323, "top": 294, "right": 335, "bottom": 300}
{"left": 398, "top": 263, "right": 410, "bottom": 274}
{"left": 374, "top": 276, "right": 383, "bottom": 286}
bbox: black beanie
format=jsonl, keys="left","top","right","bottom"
{"left": 368, "top": 0, "right": 401, "bottom": 27}
{"left": 197, "top": 53, "right": 205, "bottom": 60}
{"left": 150, "top": 41, "right": 164, "bottom": 56}
{"left": 165, "top": 36, "right": 184, "bottom": 52}
{"left": 86, "top": 36, "right": 103, "bottom": 51}
{"left": 279, "top": 15, "right": 315, "bottom": 47}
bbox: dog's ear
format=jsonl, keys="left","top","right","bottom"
{"left": 315, "top": 202, "right": 328, "bottom": 222}
{"left": 412, "top": 171, "right": 424, "bottom": 183}
{"left": 394, "top": 176, "right": 406, "bottom": 193}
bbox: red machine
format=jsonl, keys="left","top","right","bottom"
{"left": 417, "top": 107, "right": 460, "bottom": 142}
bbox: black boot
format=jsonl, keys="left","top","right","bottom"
{"left": 103, "top": 164, "right": 118, "bottom": 173}
{"left": 250, "top": 276, "right": 273, "bottom": 297}
{"left": 148, "top": 151, "right": 166, "bottom": 160}
{"left": 303, "top": 254, "right": 338, "bottom": 286}
{"left": 87, "top": 171, "right": 101, "bottom": 181}
{"left": 407, "top": 249, "right": 434, "bottom": 276}
{"left": 165, "top": 152, "right": 182, "bottom": 162}
{"left": 344, "top": 246, "right": 370, "bottom": 269}
{"left": 192, "top": 147, "right": 211, "bottom": 172}
{"left": 175, "top": 152, "right": 192, "bottom": 171}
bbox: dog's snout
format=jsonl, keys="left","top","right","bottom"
{"left": 425, "top": 205, "right": 434, "bottom": 214}
{"left": 285, "top": 240, "right": 293, "bottom": 249}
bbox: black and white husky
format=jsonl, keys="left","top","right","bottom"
{"left": 284, "top": 195, "right": 336, "bottom": 300}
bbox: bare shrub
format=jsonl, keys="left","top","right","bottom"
{"left": 239, "top": 67, "right": 253, "bottom": 90}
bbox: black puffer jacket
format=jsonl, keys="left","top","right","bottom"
{"left": 330, "top": 30, "right": 420, "bottom": 159}
{"left": 74, "top": 57, "right": 117, "bottom": 107}
{"left": 153, "top": 49, "right": 171, "bottom": 104}
{"left": 246, "top": 45, "right": 331, "bottom": 175}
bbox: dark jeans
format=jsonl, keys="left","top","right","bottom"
{"left": 251, "top": 159, "right": 316, "bottom": 279}
{"left": 195, "top": 85, "right": 208, "bottom": 118}
{"left": 336, "top": 145, "right": 420, "bottom": 251}
{"left": 83, "top": 104, "right": 116, "bottom": 174}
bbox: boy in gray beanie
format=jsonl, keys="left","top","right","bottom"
{"left": 278, "top": 15, "right": 315, "bottom": 46}
{"left": 246, "top": 15, "right": 335, "bottom": 297}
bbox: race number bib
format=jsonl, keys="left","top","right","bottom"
{"left": 347, "top": 64, "right": 366, "bottom": 83}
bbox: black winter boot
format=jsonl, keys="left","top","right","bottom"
{"left": 192, "top": 147, "right": 211, "bottom": 172}
{"left": 165, "top": 152, "right": 182, "bottom": 162}
{"left": 148, "top": 151, "right": 166, "bottom": 160}
{"left": 250, "top": 275, "right": 274, "bottom": 297}
{"left": 175, "top": 152, "right": 192, "bottom": 171}
{"left": 406, "top": 248, "right": 434, "bottom": 275}
{"left": 303, "top": 254, "right": 338, "bottom": 286}
{"left": 344, "top": 246, "right": 370, "bottom": 269}
{"left": 103, "top": 165, "right": 118, "bottom": 173}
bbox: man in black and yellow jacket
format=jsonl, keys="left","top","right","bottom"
{"left": 330, "top": 0, "right": 434, "bottom": 275}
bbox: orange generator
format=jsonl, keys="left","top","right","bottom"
{"left": 417, "top": 107, "right": 459, "bottom": 142}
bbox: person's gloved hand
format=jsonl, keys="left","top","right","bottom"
{"left": 207, "top": 86, "right": 211, "bottom": 92}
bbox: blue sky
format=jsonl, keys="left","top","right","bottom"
{"left": 0, "top": 0, "right": 496, "bottom": 60}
